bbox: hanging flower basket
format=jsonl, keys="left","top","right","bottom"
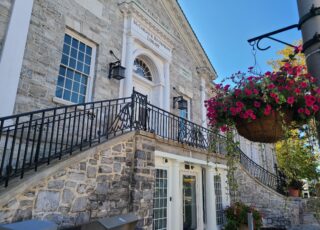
{"left": 235, "top": 110, "right": 293, "bottom": 143}
{"left": 205, "top": 47, "right": 320, "bottom": 143}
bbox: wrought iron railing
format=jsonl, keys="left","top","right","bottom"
{"left": 239, "top": 148, "right": 287, "bottom": 195}
{"left": 0, "top": 90, "right": 285, "bottom": 194}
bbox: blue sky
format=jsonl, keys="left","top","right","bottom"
{"left": 178, "top": 0, "right": 302, "bottom": 83}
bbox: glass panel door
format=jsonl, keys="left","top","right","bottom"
{"left": 153, "top": 169, "right": 168, "bottom": 230}
{"left": 183, "top": 175, "right": 197, "bottom": 230}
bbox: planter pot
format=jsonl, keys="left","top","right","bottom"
{"left": 235, "top": 110, "right": 293, "bottom": 143}
{"left": 288, "top": 187, "right": 300, "bottom": 197}
{"left": 239, "top": 224, "right": 249, "bottom": 230}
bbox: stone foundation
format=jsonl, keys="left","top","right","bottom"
{"left": 0, "top": 132, "right": 157, "bottom": 229}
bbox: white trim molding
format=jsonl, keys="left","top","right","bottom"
{"left": 0, "top": 0, "right": 34, "bottom": 117}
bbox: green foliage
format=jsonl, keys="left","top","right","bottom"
{"left": 275, "top": 130, "right": 320, "bottom": 183}
{"left": 224, "top": 202, "right": 262, "bottom": 230}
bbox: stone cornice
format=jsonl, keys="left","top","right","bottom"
{"left": 118, "top": 0, "right": 175, "bottom": 49}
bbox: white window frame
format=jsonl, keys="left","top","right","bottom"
{"left": 53, "top": 28, "right": 96, "bottom": 105}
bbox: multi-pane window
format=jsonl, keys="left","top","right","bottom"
{"left": 153, "top": 169, "right": 168, "bottom": 230}
{"left": 55, "top": 33, "right": 94, "bottom": 103}
{"left": 214, "top": 175, "right": 224, "bottom": 225}
{"left": 133, "top": 58, "right": 152, "bottom": 81}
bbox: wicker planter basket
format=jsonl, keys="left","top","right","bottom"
{"left": 235, "top": 110, "right": 293, "bottom": 143}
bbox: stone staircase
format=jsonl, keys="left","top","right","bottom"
{"left": 290, "top": 198, "right": 320, "bottom": 230}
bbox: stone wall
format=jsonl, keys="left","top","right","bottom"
{"left": 0, "top": 133, "right": 154, "bottom": 229}
{"left": 0, "top": 0, "right": 12, "bottom": 56}
{"left": 235, "top": 164, "right": 302, "bottom": 228}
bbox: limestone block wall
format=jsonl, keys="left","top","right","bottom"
{"left": 0, "top": 0, "right": 12, "bottom": 56}
{"left": 235, "top": 165, "right": 302, "bottom": 228}
{"left": 11, "top": 0, "right": 213, "bottom": 128}
{"left": 0, "top": 133, "right": 155, "bottom": 229}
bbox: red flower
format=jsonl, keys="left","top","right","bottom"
{"left": 287, "top": 96, "right": 295, "bottom": 105}
{"left": 298, "top": 108, "right": 304, "bottom": 114}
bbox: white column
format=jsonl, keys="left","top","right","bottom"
{"left": 163, "top": 61, "right": 170, "bottom": 111}
{"left": 171, "top": 160, "right": 181, "bottom": 230}
{"left": 123, "top": 36, "right": 134, "bottom": 97}
{"left": 0, "top": 0, "right": 34, "bottom": 117}
{"left": 220, "top": 170, "right": 230, "bottom": 208}
{"left": 206, "top": 167, "right": 217, "bottom": 230}
{"left": 200, "top": 78, "right": 207, "bottom": 128}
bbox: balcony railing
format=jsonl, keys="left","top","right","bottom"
{"left": 0, "top": 90, "right": 286, "bottom": 195}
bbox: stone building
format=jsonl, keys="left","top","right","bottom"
{"left": 0, "top": 0, "right": 299, "bottom": 229}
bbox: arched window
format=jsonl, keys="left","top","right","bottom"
{"left": 133, "top": 58, "right": 152, "bottom": 81}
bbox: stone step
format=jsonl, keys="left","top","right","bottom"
{"left": 303, "top": 213, "right": 319, "bottom": 225}
{"left": 289, "top": 224, "right": 320, "bottom": 230}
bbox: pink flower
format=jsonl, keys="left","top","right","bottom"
{"left": 270, "top": 92, "right": 277, "bottom": 98}
{"left": 268, "top": 84, "right": 275, "bottom": 89}
{"left": 305, "top": 108, "right": 311, "bottom": 116}
{"left": 236, "top": 101, "right": 244, "bottom": 108}
{"left": 235, "top": 89, "right": 241, "bottom": 97}
{"left": 264, "top": 105, "right": 272, "bottom": 116}
{"left": 254, "top": 101, "right": 261, "bottom": 108}
{"left": 305, "top": 95, "right": 316, "bottom": 107}
{"left": 312, "top": 105, "right": 319, "bottom": 112}
{"left": 230, "top": 107, "right": 238, "bottom": 116}
{"left": 298, "top": 108, "right": 304, "bottom": 114}
{"left": 300, "top": 82, "right": 308, "bottom": 88}
{"left": 253, "top": 89, "right": 259, "bottom": 95}
{"left": 224, "top": 85, "right": 230, "bottom": 91}
{"left": 220, "top": 125, "right": 229, "bottom": 132}
{"left": 244, "top": 88, "right": 252, "bottom": 96}
{"left": 287, "top": 97, "right": 295, "bottom": 105}
{"left": 294, "top": 88, "right": 301, "bottom": 94}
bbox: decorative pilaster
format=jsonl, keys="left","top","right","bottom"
{"left": 206, "top": 167, "right": 217, "bottom": 229}
{"left": 123, "top": 36, "right": 134, "bottom": 97}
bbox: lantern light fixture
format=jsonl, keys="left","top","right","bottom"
{"left": 108, "top": 50, "right": 126, "bottom": 80}
{"left": 173, "top": 96, "right": 188, "bottom": 110}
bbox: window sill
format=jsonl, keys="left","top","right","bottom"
{"left": 52, "top": 97, "right": 85, "bottom": 110}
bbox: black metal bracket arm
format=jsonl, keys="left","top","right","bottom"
{"left": 248, "top": 24, "right": 298, "bottom": 51}
{"left": 299, "top": 5, "right": 320, "bottom": 29}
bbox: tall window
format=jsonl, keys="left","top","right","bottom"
{"left": 214, "top": 175, "right": 224, "bottom": 225}
{"left": 55, "top": 32, "right": 95, "bottom": 103}
{"left": 153, "top": 169, "right": 168, "bottom": 230}
{"left": 133, "top": 58, "right": 152, "bottom": 81}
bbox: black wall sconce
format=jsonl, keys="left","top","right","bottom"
{"left": 108, "top": 50, "right": 126, "bottom": 80}
{"left": 173, "top": 96, "right": 188, "bottom": 110}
